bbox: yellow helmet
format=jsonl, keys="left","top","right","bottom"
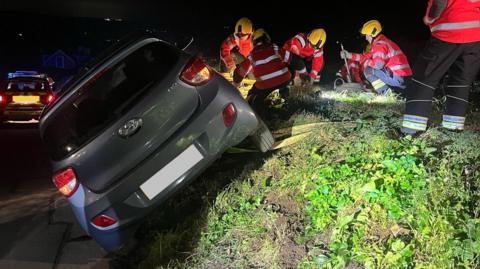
{"left": 235, "top": 17, "right": 254, "bottom": 35}
{"left": 252, "top": 28, "right": 271, "bottom": 44}
{"left": 307, "top": 28, "right": 327, "bottom": 49}
{"left": 360, "top": 20, "right": 382, "bottom": 37}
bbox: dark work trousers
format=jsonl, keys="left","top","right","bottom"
{"left": 246, "top": 80, "right": 290, "bottom": 118}
{"left": 288, "top": 53, "right": 311, "bottom": 76}
{"left": 402, "top": 37, "right": 480, "bottom": 132}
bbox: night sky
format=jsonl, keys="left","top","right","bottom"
{"left": 0, "top": 1, "right": 429, "bottom": 80}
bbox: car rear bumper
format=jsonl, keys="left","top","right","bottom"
{"left": 1, "top": 106, "right": 44, "bottom": 121}
{"left": 67, "top": 76, "right": 259, "bottom": 251}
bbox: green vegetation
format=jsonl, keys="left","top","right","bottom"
{"left": 136, "top": 90, "right": 480, "bottom": 268}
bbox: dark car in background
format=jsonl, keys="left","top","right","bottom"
{"left": 38, "top": 32, "right": 274, "bottom": 251}
{"left": 0, "top": 71, "right": 55, "bottom": 122}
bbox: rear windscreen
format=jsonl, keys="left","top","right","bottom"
{"left": 42, "top": 41, "right": 179, "bottom": 161}
{"left": 8, "top": 80, "right": 48, "bottom": 91}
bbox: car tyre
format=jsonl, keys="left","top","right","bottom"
{"left": 250, "top": 118, "right": 274, "bottom": 153}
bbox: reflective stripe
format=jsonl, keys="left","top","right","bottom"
{"left": 390, "top": 64, "right": 410, "bottom": 71}
{"left": 447, "top": 85, "right": 470, "bottom": 88}
{"left": 403, "top": 114, "right": 428, "bottom": 124}
{"left": 371, "top": 79, "right": 386, "bottom": 90}
{"left": 402, "top": 120, "right": 427, "bottom": 131}
{"left": 406, "top": 99, "right": 433, "bottom": 103}
{"left": 376, "top": 40, "right": 399, "bottom": 58}
{"left": 412, "top": 78, "right": 436, "bottom": 90}
{"left": 311, "top": 70, "right": 318, "bottom": 75}
{"left": 295, "top": 34, "right": 306, "bottom": 47}
{"left": 442, "top": 121, "right": 464, "bottom": 130}
{"left": 446, "top": 95, "right": 469, "bottom": 103}
{"left": 257, "top": 68, "right": 289, "bottom": 81}
{"left": 284, "top": 50, "right": 291, "bottom": 62}
{"left": 253, "top": 54, "right": 280, "bottom": 66}
{"left": 443, "top": 115, "right": 465, "bottom": 123}
{"left": 431, "top": 21, "right": 480, "bottom": 32}
{"left": 314, "top": 51, "right": 323, "bottom": 57}
{"left": 355, "top": 54, "right": 361, "bottom": 61}
{"left": 273, "top": 44, "right": 279, "bottom": 53}
{"left": 373, "top": 52, "right": 387, "bottom": 59}
{"left": 248, "top": 55, "right": 253, "bottom": 62}
{"left": 298, "top": 67, "right": 307, "bottom": 74}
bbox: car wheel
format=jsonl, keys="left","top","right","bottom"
{"left": 250, "top": 118, "right": 274, "bottom": 153}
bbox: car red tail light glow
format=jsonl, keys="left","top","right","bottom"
{"left": 222, "top": 103, "right": 236, "bottom": 128}
{"left": 180, "top": 57, "right": 212, "bottom": 86}
{"left": 91, "top": 214, "right": 117, "bottom": 228}
{"left": 52, "top": 168, "right": 79, "bottom": 197}
{"left": 41, "top": 94, "right": 54, "bottom": 105}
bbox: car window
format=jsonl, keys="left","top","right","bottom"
{"left": 8, "top": 80, "right": 48, "bottom": 91}
{"left": 42, "top": 41, "right": 179, "bottom": 161}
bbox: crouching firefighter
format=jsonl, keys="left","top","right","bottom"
{"left": 233, "top": 29, "right": 292, "bottom": 117}
{"left": 220, "top": 17, "right": 254, "bottom": 72}
{"left": 401, "top": 0, "right": 480, "bottom": 135}
{"left": 283, "top": 29, "right": 327, "bottom": 85}
{"left": 341, "top": 20, "right": 412, "bottom": 95}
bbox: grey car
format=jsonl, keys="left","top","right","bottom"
{"left": 38, "top": 33, "right": 274, "bottom": 251}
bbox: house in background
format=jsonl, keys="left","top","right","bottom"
{"left": 42, "top": 50, "right": 77, "bottom": 70}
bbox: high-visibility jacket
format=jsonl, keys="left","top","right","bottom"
{"left": 220, "top": 34, "right": 253, "bottom": 69}
{"left": 235, "top": 42, "right": 292, "bottom": 90}
{"left": 350, "top": 34, "right": 412, "bottom": 77}
{"left": 427, "top": 0, "right": 480, "bottom": 43}
{"left": 283, "top": 33, "right": 324, "bottom": 78}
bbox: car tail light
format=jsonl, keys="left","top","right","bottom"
{"left": 180, "top": 57, "right": 212, "bottom": 86}
{"left": 52, "top": 168, "right": 79, "bottom": 198}
{"left": 41, "top": 94, "right": 54, "bottom": 105}
{"left": 222, "top": 103, "right": 236, "bottom": 128}
{"left": 91, "top": 214, "right": 117, "bottom": 228}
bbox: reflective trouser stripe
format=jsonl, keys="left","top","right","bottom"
{"left": 402, "top": 114, "right": 428, "bottom": 131}
{"left": 446, "top": 95, "right": 469, "bottom": 103}
{"left": 404, "top": 114, "right": 428, "bottom": 123}
{"left": 402, "top": 121, "right": 427, "bottom": 131}
{"left": 412, "top": 78, "right": 436, "bottom": 90}
{"left": 442, "top": 115, "right": 465, "bottom": 130}
{"left": 371, "top": 79, "right": 386, "bottom": 90}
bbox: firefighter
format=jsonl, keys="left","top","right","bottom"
{"left": 283, "top": 29, "right": 327, "bottom": 85}
{"left": 340, "top": 20, "right": 412, "bottom": 95}
{"left": 401, "top": 0, "right": 480, "bottom": 135}
{"left": 233, "top": 29, "right": 292, "bottom": 117}
{"left": 220, "top": 17, "right": 254, "bottom": 72}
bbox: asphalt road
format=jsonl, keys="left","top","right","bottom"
{"left": 0, "top": 123, "right": 110, "bottom": 269}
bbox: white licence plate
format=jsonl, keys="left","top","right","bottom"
{"left": 140, "top": 144, "right": 203, "bottom": 200}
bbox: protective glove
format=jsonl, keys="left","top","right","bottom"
{"left": 340, "top": 50, "right": 352, "bottom": 60}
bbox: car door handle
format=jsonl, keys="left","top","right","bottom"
{"left": 118, "top": 118, "right": 143, "bottom": 138}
